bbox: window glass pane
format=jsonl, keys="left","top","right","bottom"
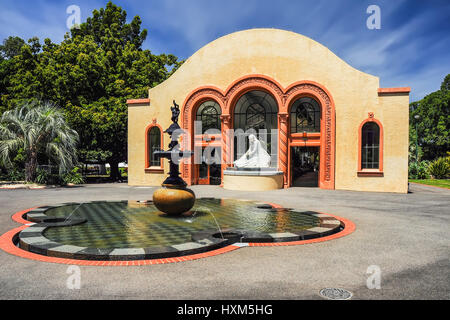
{"left": 290, "top": 97, "right": 321, "bottom": 133}
{"left": 196, "top": 101, "right": 221, "bottom": 133}
{"left": 246, "top": 103, "right": 266, "bottom": 130}
{"left": 148, "top": 127, "right": 161, "bottom": 167}
{"left": 361, "top": 122, "right": 380, "bottom": 169}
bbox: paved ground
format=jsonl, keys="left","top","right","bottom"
{"left": 0, "top": 183, "right": 448, "bottom": 300}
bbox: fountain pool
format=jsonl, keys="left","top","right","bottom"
{"left": 17, "top": 198, "right": 343, "bottom": 261}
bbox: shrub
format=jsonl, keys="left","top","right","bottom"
{"left": 119, "top": 167, "right": 128, "bottom": 177}
{"left": 408, "top": 163, "right": 417, "bottom": 179}
{"left": 409, "top": 160, "right": 430, "bottom": 179}
{"left": 6, "top": 168, "right": 24, "bottom": 181}
{"left": 427, "top": 157, "right": 450, "bottom": 179}
{"left": 35, "top": 169, "right": 50, "bottom": 185}
{"left": 61, "top": 167, "right": 84, "bottom": 185}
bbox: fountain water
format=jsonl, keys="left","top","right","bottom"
{"left": 63, "top": 202, "right": 84, "bottom": 222}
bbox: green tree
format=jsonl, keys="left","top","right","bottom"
{"left": 0, "top": 36, "right": 26, "bottom": 59}
{"left": 2, "top": 37, "right": 44, "bottom": 112}
{"left": 63, "top": 2, "right": 181, "bottom": 179}
{"left": 0, "top": 36, "right": 27, "bottom": 114}
{"left": 0, "top": 101, "right": 79, "bottom": 182}
{"left": 410, "top": 74, "right": 450, "bottom": 161}
{"left": 1, "top": 1, "right": 182, "bottom": 180}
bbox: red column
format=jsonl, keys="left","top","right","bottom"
{"left": 180, "top": 128, "right": 192, "bottom": 186}
{"left": 220, "top": 114, "right": 232, "bottom": 187}
{"left": 278, "top": 113, "right": 289, "bottom": 188}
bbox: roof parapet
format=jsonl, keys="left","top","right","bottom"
{"left": 378, "top": 87, "right": 411, "bottom": 95}
{"left": 126, "top": 98, "right": 150, "bottom": 106}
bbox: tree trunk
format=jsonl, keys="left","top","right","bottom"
{"left": 25, "top": 153, "right": 38, "bottom": 182}
{"left": 109, "top": 160, "right": 122, "bottom": 182}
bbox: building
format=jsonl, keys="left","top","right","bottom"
{"left": 127, "top": 29, "right": 410, "bottom": 193}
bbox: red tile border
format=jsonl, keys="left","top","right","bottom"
{"left": 0, "top": 225, "right": 243, "bottom": 267}
{"left": 1, "top": 205, "right": 355, "bottom": 266}
{"left": 0, "top": 222, "right": 241, "bottom": 266}
{"left": 11, "top": 208, "right": 35, "bottom": 224}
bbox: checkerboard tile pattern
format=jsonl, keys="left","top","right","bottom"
{"left": 0, "top": 199, "right": 355, "bottom": 265}
{"left": 37, "top": 199, "right": 323, "bottom": 249}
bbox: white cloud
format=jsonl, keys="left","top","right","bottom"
{"left": 0, "top": 0, "right": 105, "bottom": 43}
{"left": 0, "top": 0, "right": 447, "bottom": 101}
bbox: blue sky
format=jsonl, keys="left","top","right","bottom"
{"left": 1, "top": 0, "right": 449, "bottom": 101}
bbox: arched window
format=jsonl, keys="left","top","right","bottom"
{"left": 245, "top": 102, "right": 266, "bottom": 131}
{"left": 147, "top": 126, "right": 162, "bottom": 168}
{"left": 290, "top": 97, "right": 321, "bottom": 133}
{"left": 361, "top": 122, "right": 380, "bottom": 169}
{"left": 233, "top": 90, "right": 278, "bottom": 167}
{"left": 234, "top": 90, "right": 278, "bottom": 131}
{"left": 196, "top": 100, "right": 221, "bottom": 133}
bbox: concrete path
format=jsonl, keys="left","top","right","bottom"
{"left": 0, "top": 183, "right": 448, "bottom": 299}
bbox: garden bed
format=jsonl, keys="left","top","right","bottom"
{"left": 409, "top": 179, "right": 450, "bottom": 189}
{"left": 0, "top": 181, "right": 78, "bottom": 189}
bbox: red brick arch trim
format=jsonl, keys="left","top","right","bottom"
{"left": 284, "top": 81, "right": 336, "bottom": 189}
{"left": 144, "top": 122, "right": 164, "bottom": 173}
{"left": 224, "top": 75, "right": 284, "bottom": 114}
{"left": 181, "top": 87, "right": 226, "bottom": 183}
{"left": 180, "top": 75, "right": 335, "bottom": 189}
{"left": 357, "top": 114, "right": 384, "bottom": 177}
{"left": 181, "top": 87, "right": 226, "bottom": 129}
{"left": 181, "top": 75, "right": 286, "bottom": 130}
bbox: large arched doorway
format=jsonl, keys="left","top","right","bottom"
{"left": 289, "top": 97, "right": 321, "bottom": 187}
{"left": 232, "top": 90, "right": 278, "bottom": 168}
{"left": 194, "top": 100, "right": 222, "bottom": 185}
{"left": 284, "top": 82, "right": 335, "bottom": 190}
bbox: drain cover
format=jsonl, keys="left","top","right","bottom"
{"left": 319, "top": 288, "right": 353, "bottom": 300}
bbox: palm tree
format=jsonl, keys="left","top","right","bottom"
{"left": 0, "top": 101, "right": 79, "bottom": 182}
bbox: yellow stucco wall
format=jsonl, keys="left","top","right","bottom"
{"left": 335, "top": 94, "right": 410, "bottom": 193}
{"left": 128, "top": 28, "right": 409, "bottom": 193}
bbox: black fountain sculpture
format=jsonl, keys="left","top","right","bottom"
{"left": 152, "top": 101, "right": 196, "bottom": 215}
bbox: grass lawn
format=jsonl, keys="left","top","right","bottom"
{"left": 409, "top": 179, "right": 450, "bottom": 189}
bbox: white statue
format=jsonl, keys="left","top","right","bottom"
{"left": 234, "top": 134, "right": 271, "bottom": 168}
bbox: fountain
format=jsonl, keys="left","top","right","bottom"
{"left": 5, "top": 102, "right": 346, "bottom": 263}
{"left": 152, "top": 100, "right": 196, "bottom": 215}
